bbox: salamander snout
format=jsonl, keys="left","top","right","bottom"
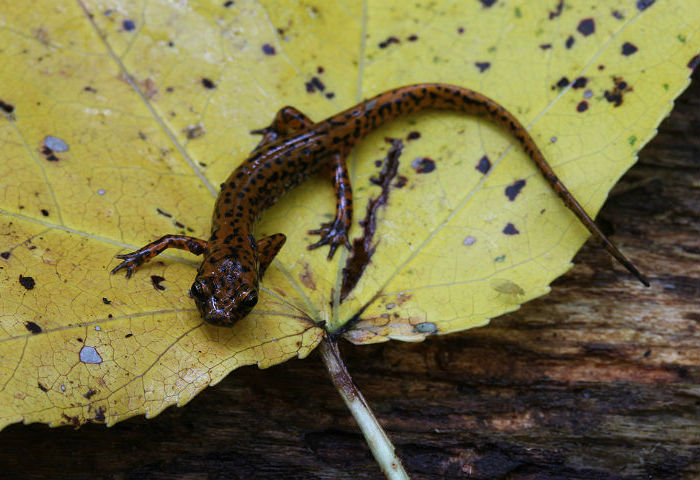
{"left": 189, "top": 276, "right": 259, "bottom": 327}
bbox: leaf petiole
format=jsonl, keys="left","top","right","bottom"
{"left": 319, "top": 336, "right": 410, "bottom": 480}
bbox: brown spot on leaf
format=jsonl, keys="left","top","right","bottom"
{"left": 503, "top": 223, "right": 520, "bottom": 235}
{"left": 577, "top": 18, "right": 595, "bottom": 36}
{"left": 299, "top": 263, "right": 316, "bottom": 290}
{"left": 341, "top": 139, "right": 403, "bottom": 301}
{"left": 19, "top": 275, "right": 35, "bottom": 290}
{"left": 151, "top": 275, "right": 166, "bottom": 291}
{"left": 621, "top": 42, "right": 638, "bottom": 56}
{"left": 24, "top": 321, "right": 42, "bottom": 334}
{"left": 476, "top": 155, "right": 491, "bottom": 174}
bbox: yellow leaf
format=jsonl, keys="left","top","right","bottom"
{"left": 0, "top": 0, "right": 697, "bottom": 430}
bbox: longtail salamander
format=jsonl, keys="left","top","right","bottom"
{"left": 112, "top": 83, "right": 648, "bottom": 326}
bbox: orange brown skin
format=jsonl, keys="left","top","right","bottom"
{"left": 111, "top": 83, "right": 648, "bottom": 327}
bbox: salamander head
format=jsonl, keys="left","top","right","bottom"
{"left": 189, "top": 257, "right": 259, "bottom": 327}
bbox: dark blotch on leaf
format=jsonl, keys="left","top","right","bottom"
{"left": 503, "top": 223, "right": 520, "bottom": 235}
{"left": 0, "top": 100, "right": 14, "bottom": 114}
{"left": 621, "top": 42, "right": 638, "bottom": 56}
{"left": 505, "top": 179, "right": 526, "bottom": 201}
{"left": 475, "top": 155, "right": 491, "bottom": 174}
{"left": 572, "top": 77, "right": 587, "bottom": 88}
{"left": 412, "top": 157, "right": 436, "bottom": 174}
{"left": 636, "top": 0, "right": 655, "bottom": 11}
{"left": 577, "top": 18, "right": 595, "bottom": 36}
{"left": 25, "top": 321, "right": 42, "bottom": 334}
{"left": 19, "top": 275, "right": 35, "bottom": 290}
{"left": 151, "top": 275, "right": 166, "bottom": 291}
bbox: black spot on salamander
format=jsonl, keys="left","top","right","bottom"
{"left": 505, "top": 179, "right": 526, "bottom": 201}
{"left": 156, "top": 208, "right": 172, "bottom": 218}
{"left": 125, "top": 333, "right": 133, "bottom": 338}
{"left": 612, "top": 10, "right": 624, "bottom": 19}
{"left": 223, "top": 0, "right": 234, "bottom": 7}
{"left": 309, "top": 77, "right": 325, "bottom": 92}
{"left": 83, "top": 388, "right": 97, "bottom": 399}
{"left": 503, "top": 223, "right": 520, "bottom": 235}
{"left": 0, "top": 100, "right": 14, "bottom": 114}
{"left": 576, "top": 100, "right": 589, "bottom": 112}
{"left": 565, "top": 35, "right": 575, "bottom": 49}
{"left": 122, "top": 20, "right": 136, "bottom": 31}
{"left": 636, "top": 0, "right": 655, "bottom": 11}
{"left": 457, "top": 26, "right": 465, "bottom": 34}
{"left": 25, "top": 321, "right": 42, "bottom": 334}
{"left": 411, "top": 157, "right": 436, "bottom": 174}
{"left": 475, "top": 62, "right": 491, "bottom": 73}
{"left": 549, "top": 0, "right": 564, "bottom": 19}
{"left": 150, "top": 275, "right": 166, "bottom": 291}
{"left": 102, "top": 297, "right": 111, "bottom": 305}
{"left": 19, "top": 274, "right": 35, "bottom": 290}
{"left": 407, "top": 34, "right": 418, "bottom": 42}
{"left": 479, "top": 0, "right": 496, "bottom": 7}
{"left": 261, "top": 44, "right": 276, "bottom": 55}
{"left": 1, "top": 251, "right": 10, "bottom": 259}
{"left": 201, "top": 78, "right": 216, "bottom": 89}
{"left": 577, "top": 18, "right": 595, "bottom": 36}
{"left": 572, "top": 77, "right": 587, "bottom": 89}
{"left": 539, "top": 43, "right": 552, "bottom": 50}
{"left": 174, "top": 221, "right": 185, "bottom": 229}
{"left": 689, "top": 55, "right": 700, "bottom": 70}
{"left": 475, "top": 155, "right": 491, "bottom": 174}
{"left": 37, "top": 382, "right": 48, "bottom": 392}
{"left": 621, "top": 42, "right": 638, "bottom": 56}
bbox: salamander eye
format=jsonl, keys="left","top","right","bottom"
{"left": 190, "top": 281, "right": 205, "bottom": 300}
{"left": 241, "top": 290, "right": 258, "bottom": 308}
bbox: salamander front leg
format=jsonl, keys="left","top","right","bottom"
{"left": 111, "top": 235, "right": 208, "bottom": 278}
{"left": 250, "top": 106, "right": 313, "bottom": 149}
{"left": 308, "top": 153, "right": 353, "bottom": 259}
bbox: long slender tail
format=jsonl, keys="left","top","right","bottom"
{"left": 355, "top": 83, "right": 649, "bottom": 286}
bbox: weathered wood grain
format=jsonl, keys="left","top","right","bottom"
{"left": 1, "top": 75, "right": 697, "bottom": 480}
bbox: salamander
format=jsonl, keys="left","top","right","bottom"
{"left": 111, "top": 83, "right": 648, "bottom": 326}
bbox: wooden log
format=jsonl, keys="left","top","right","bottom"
{"left": 1, "top": 76, "right": 697, "bottom": 480}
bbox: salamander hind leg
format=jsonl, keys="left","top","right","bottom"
{"left": 308, "top": 153, "right": 353, "bottom": 259}
{"left": 111, "top": 235, "right": 207, "bottom": 278}
{"left": 250, "top": 106, "right": 313, "bottom": 149}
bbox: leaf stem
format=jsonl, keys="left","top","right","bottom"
{"left": 318, "top": 336, "right": 410, "bottom": 480}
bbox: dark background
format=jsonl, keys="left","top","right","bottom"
{"left": 1, "top": 72, "right": 697, "bottom": 480}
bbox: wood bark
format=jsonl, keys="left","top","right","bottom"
{"left": 1, "top": 75, "right": 697, "bottom": 480}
